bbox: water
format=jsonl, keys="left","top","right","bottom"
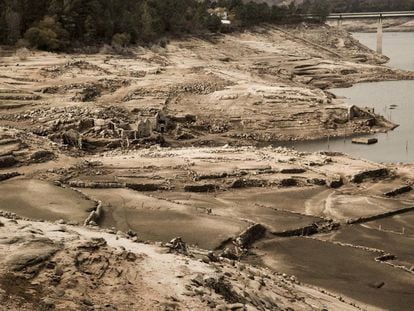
{"left": 283, "top": 32, "right": 414, "bottom": 163}
{"left": 352, "top": 32, "right": 414, "bottom": 71}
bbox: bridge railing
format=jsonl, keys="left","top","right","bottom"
{"left": 305, "top": 11, "right": 414, "bottom": 20}
{"left": 304, "top": 10, "right": 414, "bottom": 54}
{"left": 327, "top": 11, "right": 414, "bottom": 19}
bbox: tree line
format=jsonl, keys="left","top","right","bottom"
{"left": 0, "top": 0, "right": 332, "bottom": 51}
{"left": 328, "top": 0, "right": 414, "bottom": 13}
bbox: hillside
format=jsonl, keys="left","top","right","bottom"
{"left": 0, "top": 213, "right": 366, "bottom": 311}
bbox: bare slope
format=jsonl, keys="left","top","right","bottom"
{"left": 0, "top": 215, "right": 363, "bottom": 311}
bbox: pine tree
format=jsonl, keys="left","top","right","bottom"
{"left": 141, "top": 1, "right": 156, "bottom": 42}
{"left": 84, "top": 15, "right": 96, "bottom": 41}
{"left": 5, "top": 6, "right": 22, "bottom": 44}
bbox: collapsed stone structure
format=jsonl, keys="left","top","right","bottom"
{"left": 136, "top": 118, "right": 152, "bottom": 138}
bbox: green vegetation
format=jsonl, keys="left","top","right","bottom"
{"left": 301, "top": 0, "right": 331, "bottom": 22}
{"left": 328, "top": 0, "right": 414, "bottom": 13}
{"left": 24, "top": 16, "right": 69, "bottom": 51}
{"left": 0, "top": 0, "right": 330, "bottom": 51}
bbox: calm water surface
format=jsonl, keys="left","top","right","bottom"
{"left": 282, "top": 32, "right": 414, "bottom": 163}
{"left": 353, "top": 32, "right": 414, "bottom": 71}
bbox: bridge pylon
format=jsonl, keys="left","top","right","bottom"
{"left": 337, "top": 15, "right": 343, "bottom": 28}
{"left": 377, "top": 13, "right": 383, "bottom": 54}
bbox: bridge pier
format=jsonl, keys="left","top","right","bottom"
{"left": 337, "top": 16, "right": 343, "bottom": 28}
{"left": 377, "top": 14, "right": 383, "bottom": 54}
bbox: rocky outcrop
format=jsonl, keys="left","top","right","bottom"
{"left": 5, "top": 238, "right": 60, "bottom": 272}
{"left": 351, "top": 168, "right": 389, "bottom": 183}
{"left": 0, "top": 216, "right": 363, "bottom": 311}
{"left": 84, "top": 201, "right": 103, "bottom": 226}
{"left": 235, "top": 224, "right": 267, "bottom": 249}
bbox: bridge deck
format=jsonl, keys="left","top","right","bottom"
{"left": 327, "top": 11, "right": 414, "bottom": 20}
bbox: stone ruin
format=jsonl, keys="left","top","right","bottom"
{"left": 155, "top": 111, "right": 168, "bottom": 133}
{"left": 348, "top": 105, "right": 374, "bottom": 120}
{"left": 136, "top": 119, "right": 152, "bottom": 138}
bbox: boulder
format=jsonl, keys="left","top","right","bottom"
{"left": 5, "top": 239, "right": 59, "bottom": 272}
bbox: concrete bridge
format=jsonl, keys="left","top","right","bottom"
{"left": 327, "top": 11, "right": 414, "bottom": 54}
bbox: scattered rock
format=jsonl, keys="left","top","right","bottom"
{"left": 165, "top": 237, "right": 189, "bottom": 255}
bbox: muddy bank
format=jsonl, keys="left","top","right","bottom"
{"left": 255, "top": 236, "right": 414, "bottom": 311}
{"left": 0, "top": 178, "right": 94, "bottom": 223}
{"left": 0, "top": 214, "right": 367, "bottom": 311}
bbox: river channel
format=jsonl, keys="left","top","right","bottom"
{"left": 283, "top": 32, "right": 414, "bottom": 163}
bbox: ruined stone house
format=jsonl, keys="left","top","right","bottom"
{"left": 155, "top": 111, "right": 168, "bottom": 133}
{"left": 137, "top": 118, "right": 152, "bottom": 138}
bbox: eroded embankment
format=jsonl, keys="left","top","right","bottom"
{"left": 0, "top": 213, "right": 366, "bottom": 311}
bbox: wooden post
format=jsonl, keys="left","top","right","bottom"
{"left": 377, "top": 14, "right": 383, "bottom": 54}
